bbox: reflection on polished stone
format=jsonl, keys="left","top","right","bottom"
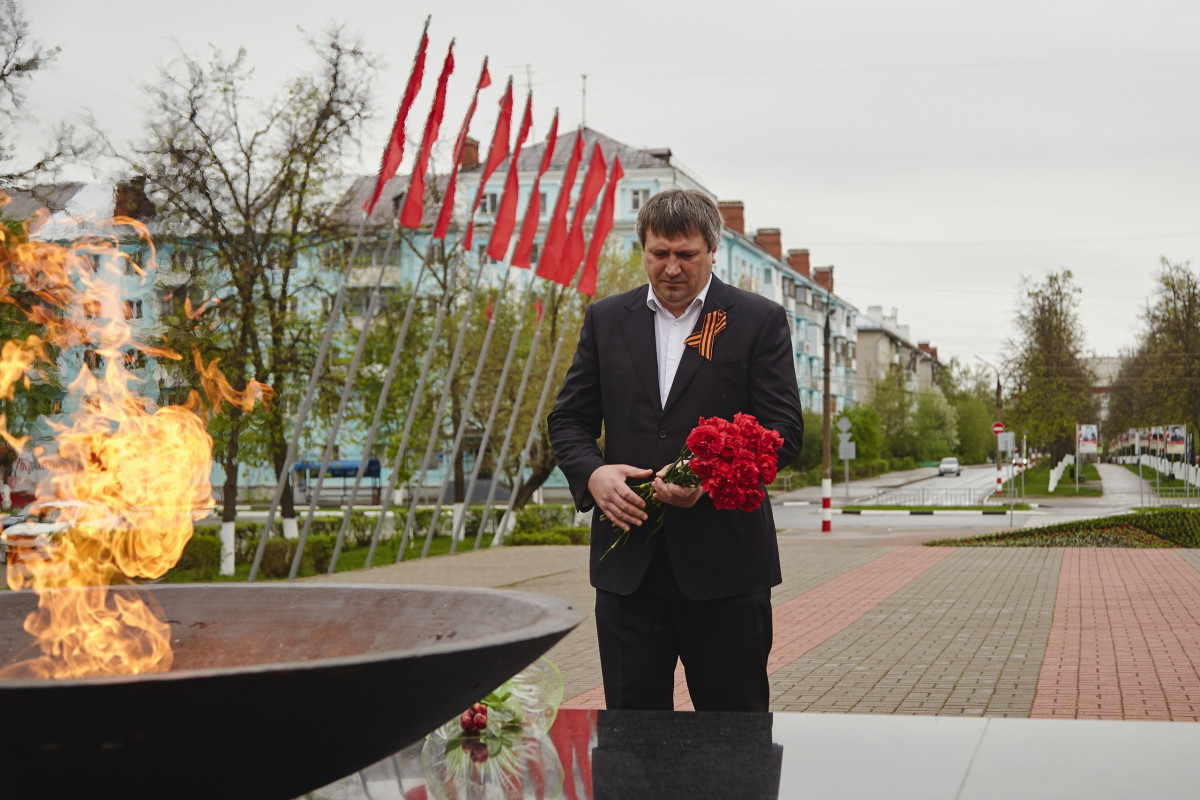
{"left": 593, "top": 710, "right": 782, "bottom": 800}
{"left": 310, "top": 707, "right": 786, "bottom": 799}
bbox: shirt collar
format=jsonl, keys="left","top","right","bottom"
{"left": 645, "top": 275, "right": 713, "bottom": 317}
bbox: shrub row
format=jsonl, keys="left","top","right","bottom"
{"left": 927, "top": 508, "right": 1200, "bottom": 548}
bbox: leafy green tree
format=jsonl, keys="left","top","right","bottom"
{"left": 936, "top": 358, "right": 994, "bottom": 464}
{"left": 913, "top": 388, "right": 959, "bottom": 461}
{"left": 869, "top": 364, "right": 917, "bottom": 461}
{"left": 1107, "top": 259, "right": 1200, "bottom": 442}
{"left": 843, "top": 403, "right": 883, "bottom": 462}
{"left": 1003, "top": 270, "right": 1096, "bottom": 461}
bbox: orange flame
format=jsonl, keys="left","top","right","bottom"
{"left": 0, "top": 200, "right": 267, "bottom": 680}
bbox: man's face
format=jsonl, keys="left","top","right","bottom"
{"left": 643, "top": 229, "right": 715, "bottom": 316}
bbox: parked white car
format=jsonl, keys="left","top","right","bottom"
{"left": 938, "top": 457, "right": 962, "bottom": 477}
{"left": 0, "top": 499, "right": 116, "bottom": 566}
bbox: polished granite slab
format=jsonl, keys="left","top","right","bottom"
{"left": 312, "top": 708, "right": 1200, "bottom": 800}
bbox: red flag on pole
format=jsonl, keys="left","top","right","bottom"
{"left": 485, "top": 92, "right": 533, "bottom": 261}
{"left": 483, "top": 295, "right": 494, "bottom": 322}
{"left": 579, "top": 156, "right": 624, "bottom": 297}
{"left": 399, "top": 40, "right": 455, "bottom": 230}
{"left": 511, "top": 110, "right": 558, "bottom": 269}
{"left": 534, "top": 297, "right": 544, "bottom": 321}
{"left": 559, "top": 144, "right": 607, "bottom": 281}
{"left": 364, "top": 19, "right": 429, "bottom": 216}
{"left": 432, "top": 58, "right": 492, "bottom": 240}
{"left": 463, "top": 78, "right": 514, "bottom": 251}
{"left": 535, "top": 129, "right": 585, "bottom": 285}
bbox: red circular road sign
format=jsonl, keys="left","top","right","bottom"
{"left": 992, "top": 422, "right": 1006, "bottom": 434}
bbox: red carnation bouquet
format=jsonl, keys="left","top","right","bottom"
{"left": 601, "top": 413, "right": 784, "bottom": 556}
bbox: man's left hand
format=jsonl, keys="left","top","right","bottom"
{"left": 652, "top": 466, "right": 703, "bottom": 508}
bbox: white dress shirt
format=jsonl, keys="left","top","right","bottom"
{"left": 646, "top": 277, "right": 713, "bottom": 408}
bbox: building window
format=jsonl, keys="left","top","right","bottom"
{"left": 480, "top": 192, "right": 499, "bottom": 214}
{"left": 630, "top": 189, "right": 650, "bottom": 211}
{"left": 123, "top": 299, "right": 143, "bottom": 320}
{"left": 529, "top": 243, "right": 540, "bottom": 264}
{"left": 763, "top": 267, "right": 773, "bottom": 285}
{"left": 539, "top": 192, "right": 547, "bottom": 213}
{"left": 477, "top": 245, "right": 499, "bottom": 266}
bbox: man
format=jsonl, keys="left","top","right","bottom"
{"left": 548, "top": 189, "right": 804, "bottom": 712}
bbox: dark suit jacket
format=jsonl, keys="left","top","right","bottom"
{"left": 548, "top": 276, "right": 804, "bottom": 601}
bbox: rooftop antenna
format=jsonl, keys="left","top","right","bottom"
{"left": 507, "top": 63, "right": 534, "bottom": 94}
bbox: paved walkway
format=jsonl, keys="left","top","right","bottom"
{"left": 311, "top": 464, "right": 1200, "bottom": 722}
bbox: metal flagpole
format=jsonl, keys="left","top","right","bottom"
{"left": 491, "top": 272, "right": 584, "bottom": 546}
{"left": 469, "top": 280, "right": 554, "bottom": 548}
{"left": 424, "top": 265, "right": 515, "bottom": 554}
{"left": 449, "top": 271, "right": 541, "bottom": 545}
{"left": 396, "top": 255, "right": 499, "bottom": 559}
{"left": 287, "top": 228, "right": 401, "bottom": 579}
{"left": 363, "top": 247, "right": 458, "bottom": 567}
{"left": 324, "top": 251, "right": 431, "bottom": 573}
{"left": 247, "top": 213, "right": 366, "bottom": 582}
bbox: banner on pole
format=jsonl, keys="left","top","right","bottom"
{"left": 1078, "top": 423, "right": 1098, "bottom": 455}
{"left": 1167, "top": 424, "right": 1186, "bottom": 455}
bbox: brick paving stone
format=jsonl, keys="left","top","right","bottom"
{"left": 768, "top": 548, "right": 1062, "bottom": 717}
{"left": 1030, "top": 549, "right": 1200, "bottom": 721}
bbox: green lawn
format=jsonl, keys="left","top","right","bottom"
{"left": 1015, "top": 459, "right": 1102, "bottom": 497}
{"left": 1121, "top": 463, "right": 1189, "bottom": 489}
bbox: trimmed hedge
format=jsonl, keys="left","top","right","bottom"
{"left": 510, "top": 525, "right": 590, "bottom": 546}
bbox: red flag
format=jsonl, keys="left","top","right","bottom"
{"left": 511, "top": 111, "right": 558, "bottom": 269}
{"left": 364, "top": 21, "right": 428, "bottom": 216}
{"left": 579, "top": 156, "right": 624, "bottom": 296}
{"left": 535, "top": 130, "right": 585, "bottom": 285}
{"left": 485, "top": 92, "right": 533, "bottom": 261}
{"left": 399, "top": 40, "right": 455, "bottom": 229}
{"left": 463, "top": 78, "right": 514, "bottom": 250}
{"left": 433, "top": 58, "right": 492, "bottom": 240}
{"left": 483, "top": 295, "right": 494, "bottom": 322}
{"left": 559, "top": 144, "right": 607, "bottom": 282}
{"left": 534, "top": 297, "right": 544, "bottom": 321}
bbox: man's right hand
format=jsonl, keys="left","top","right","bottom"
{"left": 588, "top": 464, "right": 654, "bottom": 532}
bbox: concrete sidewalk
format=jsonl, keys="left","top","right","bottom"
{"left": 312, "top": 540, "right": 1200, "bottom": 722}
{"left": 310, "top": 463, "right": 1200, "bottom": 797}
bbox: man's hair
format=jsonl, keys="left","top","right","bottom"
{"left": 636, "top": 190, "right": 724, "bottom": 252}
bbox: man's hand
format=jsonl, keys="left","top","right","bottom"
{"left": 588, "top": 464, "right": 653, "bottom": 532}
{"left": 652, "top": 465, "right": 703, "bottom": 509}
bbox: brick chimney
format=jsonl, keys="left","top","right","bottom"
{"left": 754, "top": 227, "right": 782, "bottom": 260}
{"left": 787, "top": 248, "right": 810, "bottom": 278}
{"left": 461, "top": 137, "right": 480, "bottom": 170}
{"left": 717, "top": 201, "right": 744, "bottom": 235}
{"left": 113, "top": 176, "right": 155, "bottom": 221}
{"left": 931, "top": 346, "right": 939, "bottom": 362}
{"left": 814, "top": 265, "right": 834, "bottom": 293}
{"left": 918, "top": 342, "right": 932, "bottom": 355}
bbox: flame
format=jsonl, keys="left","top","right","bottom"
{"left": 0, "top": 200, "right": 266, "bottom": 680}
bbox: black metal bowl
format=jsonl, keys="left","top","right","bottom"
{"left": 0, "top": 583, "right": 583, "bottom": 799}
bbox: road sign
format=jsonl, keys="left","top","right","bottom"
{"left": 836, "top": 416, "right": 852, "bottom": 433}
{"left": 838, "top": 441, "right": 857, "bottom": 460}
{"left": 992, "top": 422, "right": 1005, "bottom": 435}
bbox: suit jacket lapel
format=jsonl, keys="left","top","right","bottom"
{"left": 663, "top": 276, "right": 735, "bottom": 416}
{"left": 620, "top": 289, "right": 662, "bottom": 413}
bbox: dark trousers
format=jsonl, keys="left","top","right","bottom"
{"left": 594, "top": 544, "right": 773, "bottom": 711}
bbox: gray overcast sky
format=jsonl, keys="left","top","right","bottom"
{"left": 19, "top": 0, "right": 1200, "bottom": 371}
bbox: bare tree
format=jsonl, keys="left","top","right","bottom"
{"left": 132, "top": 28, "right": 374, "bottom": 528}
{"left": 0, "top": 0, "right": 88, "bottom": 187}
